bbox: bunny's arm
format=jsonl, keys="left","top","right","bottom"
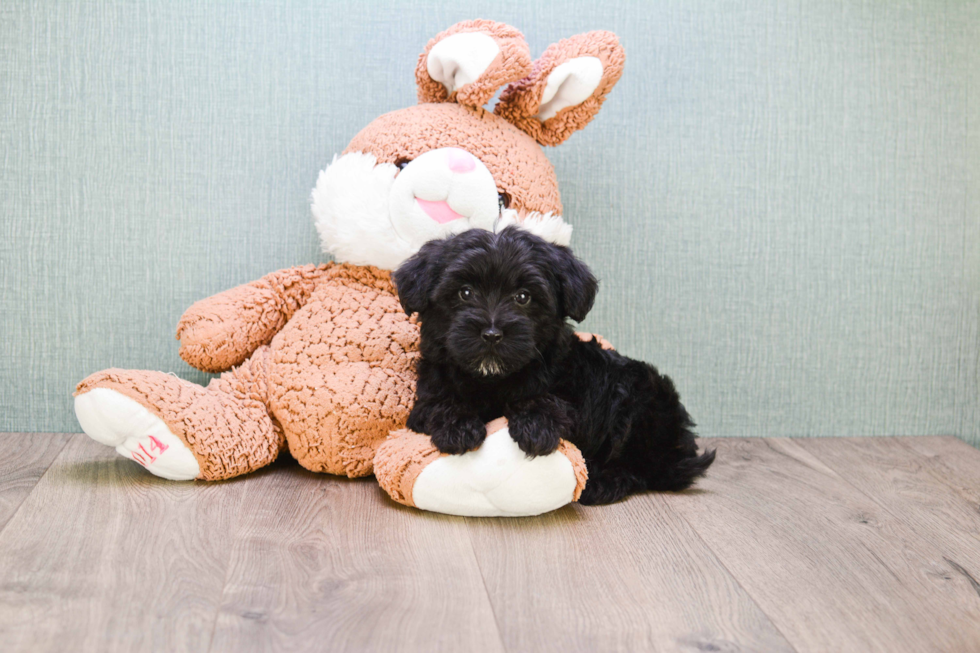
{"left": 176, "top": 264, "right": 333, "bottom": 373}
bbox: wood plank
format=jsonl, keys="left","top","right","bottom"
{"left": 0, "top": 433, "right": 71, "bottom": 532}
{"left": 670, "top": 438, "right": 980, "bottom": 653}
{"left": 797, "top": 437, "right": 980, "bottom": 597}
{"left": 0, "top": 435, "right": 247, "bottom": 652}
{"left": 466, "top": 494, "right": 796, "bottom": 652}
{"left": 209, "top": 465, "right": 505, "bottom": 653}
{"left": 900, "top": 436, "right": 980, "bottom": 502}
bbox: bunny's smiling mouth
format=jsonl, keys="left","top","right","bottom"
{"left": 415, "top": 198, "right": 463, "bottom": 224}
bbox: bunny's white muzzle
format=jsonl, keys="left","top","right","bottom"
{"left": 311, "top": 149, "right": 570, "bottom": 271}
{"left": 389, "top": 147, "right": 500, "bottom": 252}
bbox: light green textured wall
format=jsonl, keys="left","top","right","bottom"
{"left": 1, "top": 1, "right": 978, "bottom": 444}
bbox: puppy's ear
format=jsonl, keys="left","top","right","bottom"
{"left": 393, "top": 239, "right": 447, "bottom": 316}
{"left": 550, "top": 245, "right": 598, "bottom": 322}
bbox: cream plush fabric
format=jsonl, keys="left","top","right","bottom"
{"left": 408, "top": 423, "right": 585, "bottom": 517}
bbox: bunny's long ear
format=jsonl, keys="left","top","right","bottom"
{"left": 416, "top": 20, "right": 532, "bottom": 108}
{"left": 495, "top": 31, "right": 625, "bottom": 146}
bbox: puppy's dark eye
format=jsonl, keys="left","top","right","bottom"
{"left": 497, "top": 191, "right": 512, "bottom": 212}
{"left": 395, "top": 157, "right": 412, "bottom": 170}
{"left": 514, "top": 290, "right": 530, "bottom": 305}
{"left": 459, "top": 286, "right": 473, "bottom": 301}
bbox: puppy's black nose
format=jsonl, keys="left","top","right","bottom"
{"left": 481, "top": 327, "right": 503, "bottom": 344}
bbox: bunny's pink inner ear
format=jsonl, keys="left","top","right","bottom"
{"left": 416, "top": 20, "right": 532, "bottom": 108}
{"left": 495, "top": 31, "right": 625, "bottom": 147}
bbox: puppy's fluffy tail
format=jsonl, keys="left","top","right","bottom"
{"left": 648, "top": 448, "right": 717, "bottom": 492}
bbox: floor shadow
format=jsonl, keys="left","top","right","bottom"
{"left": 49, "top": 448, "right": 310, "bottom": 488}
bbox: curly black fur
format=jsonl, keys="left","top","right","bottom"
{"left": 394, "top": 226, "right": 716, "bottom": 505}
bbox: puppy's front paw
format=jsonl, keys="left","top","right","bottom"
{"left": 429, "top": 415, "right": 487, "bottom": 455}
{"left": 508, "top": 412, "right": 564, "bottom": 458}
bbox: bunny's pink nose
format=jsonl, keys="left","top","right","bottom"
{"left": 447, "top": 148, "right": 476, "bottom": 173}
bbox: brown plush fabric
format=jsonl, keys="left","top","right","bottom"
{"left": 575, "top": 331, "right": 615, "bottom": 351}
{"left": 415, "top": 19, "right": 532, "bottom": 108}
{"left": 495, "top": 31, "right": 626, "bottom": 147}
{"left": 177, "top": 264, "right": 334, "bottom": 374}
{"left": 485, "top": 416, "right": 508, "bottom": 435}
{"left": 79, "top": 264, "right": 417, "bottom": 480}
{"left": 374, "top": 429, "right": 445, "bottom": 507}
{"left": 75, "top": 346, "right": 285, "bottom": 481}
{"left": 558, "top": 439, "right": 589, "bottom": 502}
{"left": 344, "top": 103, "right": 563, "bottom": 218}
{"left": 263, "top": 264, "right": 418, "bottom": 477}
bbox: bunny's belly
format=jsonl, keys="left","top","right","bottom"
{"left": 267, "top": 265, "right": 420, "bottom": 476}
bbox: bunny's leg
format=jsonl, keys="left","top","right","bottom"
{"left": 74, "top": 346, "right": 283, "bottom": 481}
{"left": 374, "top": 418, "right": 589, "bottom": 517}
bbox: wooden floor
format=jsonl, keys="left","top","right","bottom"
{"left": 0, "top": 435, "right": 978, "bottom": 652}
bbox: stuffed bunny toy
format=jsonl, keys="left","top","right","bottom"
{"left": 74, "top": 20, "right": 624, "bottom": 517}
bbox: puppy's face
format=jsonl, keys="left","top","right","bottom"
{"left": 429, "top": 239, "right": 559, "bottom": 378}
{"left": 394, "top": 227, "right": 598, "bottom": 378}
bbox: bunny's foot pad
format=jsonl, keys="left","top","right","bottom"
{"left": 374, "top": 417, "right": 588, "bottom": 517}
{"left": 74, "top": 387, "right": 201, "bottom": 481}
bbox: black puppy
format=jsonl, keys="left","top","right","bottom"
{"left": 393, "top": 226, "right": 715, "bottom": 505}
